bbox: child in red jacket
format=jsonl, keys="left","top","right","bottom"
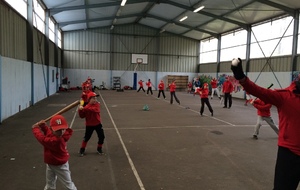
{"left": 137, "top": 79, "right": 145, "bottom": 92}
{"left": 169, "top": 79, "right": 180, "bottom": 105}
{"left": 157, "top": 80, "right": 166, "bottom": 99}
{"left": 32, "top": 115, "right": 77, "bottom": 190}
{"left": 195, "top": 83, "right": 213, "bottom": 116}
{"left": 251, "top": 98, "right": 279, "bottom": 139}
{"left": 78, "top": 91, "right": 105, "bottom": 156}
{"left": 146, "top": 79, "right": 153, "bottom": 95}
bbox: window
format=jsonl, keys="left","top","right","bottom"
{"left": 199, "top": 38, "right": 218, "bottom": 64}
{"left": 5, "top": 0, "right": 27, "bottom": 19}
{"left": 49, "top": 18, "right": 55, "bottom": 42}
{"left": 57, "top": 30, "right": 62, "bottom": 48}
{"left": 33, "top": 0, "right": 45, "bottom": 34}
{"left": 251, "top": 16, "right": 294, "bottom": 58}
{"left": 220, "top": 30, "right": 247, "bottom": 61}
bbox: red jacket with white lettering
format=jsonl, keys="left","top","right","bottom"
{"left": 32, "top": 125, "right": 72, "bottom": 165}
{"left": 241, "top": 77, "right": 300, "bottom": 156}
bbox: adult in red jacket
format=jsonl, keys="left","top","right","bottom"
{"left": 251, "top": 98, "right": 279, "bottom": 139}
{"left": 169, "top": 79, "right": 180, "bottom": 105}
{"left": 222, "top": 77, "right": 234, "bottom": 108}
{"left": 195, "top": 83, "right": 213, "bottom": 116}
{"left": 32, "top": 115, "right": 77, "bottom": 190}
{"left": 231, "top": 58, "right": 300, "bottom": 189}
{"left": 78, "top": 91, "right": 105, "bottom": 156}
{"left": 157, "top": 80, "right": 166, "bottom": 99}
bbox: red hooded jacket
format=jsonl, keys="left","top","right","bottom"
{"left": 252, "top": 99, "right": 271, "bottom": 117}
{"left": 158, "top": 81, "right": 164, "bottom": 90}
{"left": 211, "top": 80, "right": 217, "bottom": 88}
{"left": 78, "top": 102, "right": 101, "bottom": 126}
{"left": 241, "top": 77, "right": 300, "bottom": 156}
{"left": 196, "top": 84, "right": 209, "bottom": 98}
{"left": 32, "top": 126, "right": 72, "bottom": 165}
{"left": 169, "top": 82, "right": 176, "bottom": 92}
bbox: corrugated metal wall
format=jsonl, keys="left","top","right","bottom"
{"left": 0, "top": 3, "right": 27, "bottom": 60}
{"left": 49, "top": 41, "right": 55, "bottom": 66}
{"left": 58, "top": 48, "right": 62, "bottom": 68}
{"left": 33, "top": 29, "right": 45, "bottom": 64}
{"left": 199, "top": 63, "right": 217, "bottom": 73}
{"left": 63, "top": 24, "right": 199, "bottom": 73}
{"left": 249, "top": 56, "right": 292, "bottom": 72}
{"left": 64, "top": 29, "right": 111, "bottom": 70}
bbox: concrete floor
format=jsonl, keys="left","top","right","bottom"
{"left": 0, "top": 89, "right": 289, "bottom": 190}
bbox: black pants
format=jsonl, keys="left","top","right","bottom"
{"left": 224, "top": 93, "right": 232, "bottom": 107}
{"left": 137, "top": 87, "right": 145, "bottom": 92}
{"left": 83, "top": 124, "right": 105, "bottom": 145}
{"left": 170, "top": 91, "right": 180, "bottom": 104}
{"left": 147, "top": 87, "right": 153, "bottom": 95}
{"left": 200, "top": 98, "right": 213, "bottom": 114}
{"left": 274, "top": 146, "right": 300, "bottom": 190}
{"left": 158, "top": 90, "right": 166, "bottom": 98}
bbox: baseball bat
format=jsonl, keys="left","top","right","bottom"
{"left": 44, "top": 100, "right": 80, "bottom": 122}
{"left": 252, "top": 83, "right": 274, "bottom": 102}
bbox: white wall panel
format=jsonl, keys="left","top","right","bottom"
{"left": 1, "top": 57, "right": 31, "bottom": 121}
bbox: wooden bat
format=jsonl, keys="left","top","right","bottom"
{"left": 252, "top": 83, "right": 274, "bottom": 102}
{"left": 44, "top": 100, "right": 80, "bottom": 122}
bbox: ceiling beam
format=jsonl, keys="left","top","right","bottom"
{"left": 160, "top": 0, "right": 248, "bottom": 29}
{"left": 146, "top": 14, "right": 218, "bottom": 37}
{"left": 59, "top": 13, "right": 144, "bottom": 28}
{"left": 254, "top": 0, "right": 295, "bottom": 16}
{"left": 49, "top": 0, "right": 154, "bottom": 16}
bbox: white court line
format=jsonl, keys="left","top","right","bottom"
{"left": 99, "top": 92, "right": 146, "bottom": 190}
{"left": 153, "top": 95, "right": 235, "bottom": 126}
{"left": 69, "top": 105, "right": 79, "bottom": 129}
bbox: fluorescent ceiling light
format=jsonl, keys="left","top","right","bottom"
{"left": 193, "top": 6, "right": 205, "bottom": 13}
{"left": 179, "top": 16, "right": 188, "bottom": 22}
{"left": 121, "top": 0, "right": 127, "bottom": 6}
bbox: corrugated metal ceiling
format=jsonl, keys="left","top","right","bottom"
{"left": 40, "top": 0, "right": 300, "bottom": 40}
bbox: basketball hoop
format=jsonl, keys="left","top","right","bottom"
{"left": 136, "top": 58, "right": 143, "bottom": 64}
{"left": 134, "top": 58, "right": 143, "bottom": 72}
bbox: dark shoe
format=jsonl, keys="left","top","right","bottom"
{"left": 211, "top": 112, "right": 213, "bottom": 116}
{"left": 219, "top": 97, "right": 221, "bottom": 100}
{"left": 200, "top": 113, "right": 203, "bottom": 116}
{"left": 97, "top": 147, "right": 103, "bottom": 154}
{"left": 211, "top": 97, "right": 213, "bottom": 99}
{"left": 223, "top": 106, "right": 227, "bottom": 108}
{"left": 79, "top": 148, "right": 85, "bottom": 157}
{"left": 253, "top": 135, "right": 258, "bottom": 140}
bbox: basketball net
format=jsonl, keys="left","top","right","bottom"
{"left": 134, "top": 58, "right": 143, "bottom": 73}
